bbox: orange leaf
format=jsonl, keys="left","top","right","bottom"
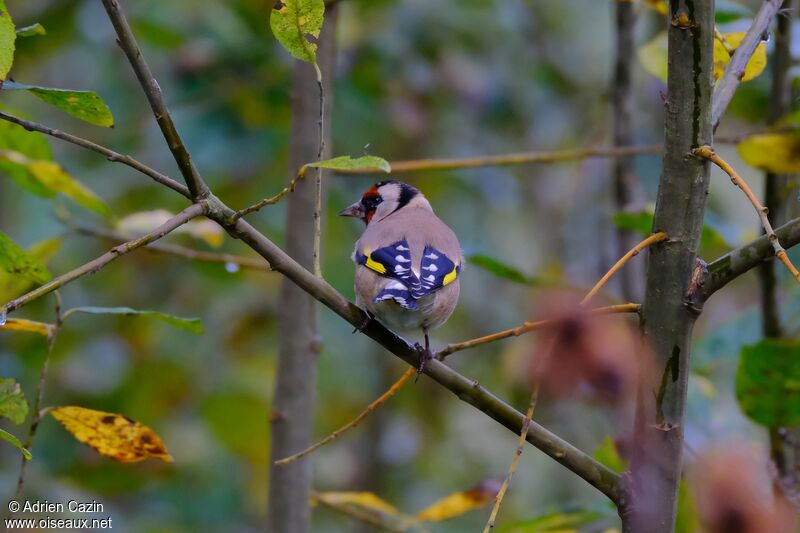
{"left": 50, "top": 406, "right": 172, "bottom": 463}
{"left": 416, "top": 480, "right": 500, "bottom": 522}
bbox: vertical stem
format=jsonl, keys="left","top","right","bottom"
{"left": 14, "top": 291, "right": 62, "bottom": 500}
{"left": 626, "top": 2, "right": 714, "bottom": 532}
{"left": 266, "top": 6, "right": 338, "bottom": 533}
{"left": 313, "top": 64, "right": 325, "bottom": 278}
{"left": 611, "top": 0, "right": 644, "bottom": 302}
{"left": 760, "top": 0, "right": 795, "bottom": 477}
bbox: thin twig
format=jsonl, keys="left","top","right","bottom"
{"left": 1, "top": 203, "right": 206, "bottom": 316}
{"left": 15, "top": 291, "right": 62, "bottom": 500}
{"left": 276, "top": 367, "right": 415, "bottom": 465}
{"left": 336, "top": 144, "right": 662, "bottom": 174}
{"left": 713, "top": 26, "right": 736, "bottom": 56}
{"left": 73, "top": 225, "right": 271, "bottom": 271}
{"left": 711, "top": 0, "right": 784, "bottom": 130}
{"left": 234, "top": 167, "right": 310, "bottom": 219}
{"left": 436, "top": 303, "right": 640, "bottom": 359}
{"left": 581, "top": 232, "right": 668, "bottom": 305}
{"left": 482, "top": 387, "right": 538, "bottom": 532}
{"left": 0, "top": 111, "right": 190, "bottom": 198}
{"left": 694, "top": 146, "right": 800, "bottom": 284}
{"left": 313, "top": 64, "right": 325, "bottom": 278}
{"left": 101, "top": 0, "right": 209, "bottom": 199}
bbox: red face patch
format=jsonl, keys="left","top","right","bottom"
{"left": 360, "top": 186, "right": 382, "bottom": 225}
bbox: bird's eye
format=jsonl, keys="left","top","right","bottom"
{"left": 362, "top": 195, "right": 382, "bottom": 209}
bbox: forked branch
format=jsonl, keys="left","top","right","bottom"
{"left": 694, "top": 146, "right": 800, "bottom": 284}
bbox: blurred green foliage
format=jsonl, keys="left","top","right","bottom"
{"left": 0, "top": 0, "right": 795, "bottom": 531}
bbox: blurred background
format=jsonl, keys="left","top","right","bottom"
{"left": 0, "top": 0, "right": 798, "bottom": 531}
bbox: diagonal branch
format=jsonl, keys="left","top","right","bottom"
{"left": 218, "top": 216, "right": 622, "bottom": 503}
{"left": 0, "top": 111, "right": 190, "bottom": 198}
{"left": 711, "top": 0, "right": 785, "bottom": 130}
{"left": 702, "top": 216, "right": 800, "bottom": 301}
{"left": 100, "top": 0, "right": 209, "bottom": 200}
{"left": 1, "top": 203, "right": 206, "bottom": 315}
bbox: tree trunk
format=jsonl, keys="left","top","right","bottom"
{"left": 761, "top": 0, "right": 797, "bottom": 481}
{"left": 625, "top": 2, "right": 714, "bottom": 532}
{"left": 267, "top": 6, "right": 338, "bottom": 533}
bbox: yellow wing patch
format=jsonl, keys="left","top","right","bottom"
{"left": 365, "top": 253, "right": 387, "bottom": 274}
{"left": 443, "top": 265, "right": 459, "bottom": 286}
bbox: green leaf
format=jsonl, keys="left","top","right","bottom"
{"left": 15, "top": 23, "right": 45, "bottom": 37}
{"left": 613, "top": 211, "right": 728, "bottom": 251}
{"left": 307, "top": 155, "right": 391, "bottom": 173}
{"left": 736, "top": 339, "right": 800, "bottom": 428}
{"left": 269, "top": 0, "right": 325, "bottom": 65}
{"left": 0, "top": 111, "right": 54, "bottom": 197}
{"left": 467, "top": 253, "right": 538, "bottom": 285}
{"left": 0, "top": 231, "right": 51, "bottom": 284}
{"left": 0, "top": 428, "right": 31, "bottom": 460}
{"left": 593, "top": 436, "right": 626, "bottom": 473}
{"left": 65, "top": 306, "right": 204, "bottom": 334}
{"left": 0, "top": 0, "right": 15, "bottom": 80}
{"left": 0, "top": 238, "right": 60, "bottom": 302}
{"left": 496, "top": 508, "right": 608, "bottom": 532}
{"left": 715, "top": 0, "right": 753, "bottom": 24}
{"left": 0, "top": 150, "right": 111, "bottom": 217}
{"left": 0, "top": 377, "right": 27, "bottom": 424}
{"left": 3, "top": 81, "right": 114, "bottom": 127}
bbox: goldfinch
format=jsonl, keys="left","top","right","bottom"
{"left": 339, "top": 180, "right": 462, "bottom": 372}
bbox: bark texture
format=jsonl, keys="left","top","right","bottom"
{"left": 267, "top": 7, "right": 338, "bottom": 533}
{"left": 625, "top": 2, "right": 714, "bottom": 531}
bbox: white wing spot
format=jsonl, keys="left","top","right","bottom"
{"left": 424, "top": 252, "right": 439, "bottom": 259}
{"left": 395, "top": 255, "right": 410, "bottom": 263}
{"left": 423, "top": 264, "right": 438, "bottom": 272}
{"left": 424, "top": 274, "right": 436, "bottom": 281}
{"left": 396, "top": 245, "right": 409, "bottom": 251}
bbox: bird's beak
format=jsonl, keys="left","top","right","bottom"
{"left": 338, "top": 201, "right": 364, "bottom": 218}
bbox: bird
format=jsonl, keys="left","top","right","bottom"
{"left": 339, "top": 180, "right": 463, "bottom": 375}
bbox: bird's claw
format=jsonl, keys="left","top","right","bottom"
{"left": 413, "top": 342, "right": 432, "bottom": 382}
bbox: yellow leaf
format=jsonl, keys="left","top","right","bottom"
{"left": 713, "top": 32, "right": 766, "bottom": 81}
{"left": 313, "top": 491, "right": 401, "bottom": 517}
{"left": 637, "top": 31, "right": 668, "bottom": 83}
{"left": 639, "top": 31, "right": 767, "bottom": 84}
{"left": 49, "top": 406, "right": 172, "bottom": 463}
{"left": 117, "top": 210, "right": 224, "bottom": 248}
{"left": 737, "top": 133, "right": 800, "bottom": 174}
{"left": 0, "top": 318, "right": 54, "bottom": 337}
{"left": 415, "top": 480, "right": 499, "bottom": 522}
